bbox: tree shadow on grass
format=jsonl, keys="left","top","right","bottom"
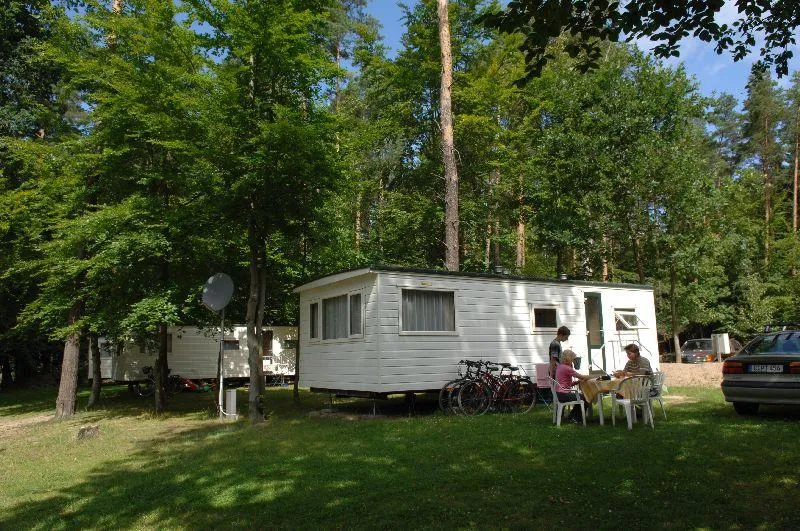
{"left": 2, "top": 388, "right": 800, "bottom": 529}
{"left": 0, "top": 386, "right": 59, "bottom": 417}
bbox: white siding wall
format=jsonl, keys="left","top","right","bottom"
{"left": 298, "top": 274, "right": 379, "bottom": 390}
{"left": 376, "top": 273, "right": 589, "bottom": 392}
{"left": 593, "top": 288, "right": 660, "bottom": 372}
{"left": 110, "top": 326, "right": 297, "bottom": 381}
{"left": 296, "top": 269, "right": 659, "bottom": 394}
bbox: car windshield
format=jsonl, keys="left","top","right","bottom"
{"left": 682, "top": 340, "right": 711, "bottom": 351}
{"left": 742, "top": 332, "right": 800, "bottom": 355}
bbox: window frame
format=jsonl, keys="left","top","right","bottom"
{"left": 308, "top": 299, "right": 320, "bottom": 342}
{"left": 398, "top": 287, "right": 459, "bottom": 336}
{"left": 313, "top": 291, "right": 364, "bottom": 343}
{"left": 530, "top": 305, "right": 559, "bottom": 333}
{"left": 348, "top": 290, "right": 363, "bottom": 339}
{"left": 614, "top": 308, "right": 647, "bottom": 330}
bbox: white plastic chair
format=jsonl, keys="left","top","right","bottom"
{"left": 549, "top": 377, "right": 586, "bottom": 427}
{"left": 648, "top": 371, "right": 667, "bottom": 420}
{"left": 611, "top": 375, "right": 654, "bottom": 430}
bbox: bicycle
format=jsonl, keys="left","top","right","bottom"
{"left": 456, "top": 360, "right": 536, "bottom": 415}
{"left": 133, "top": 366, "right": 186, "bottom": 397}
{"left": 438, "top": 360, "right": 483, "bottom": 414}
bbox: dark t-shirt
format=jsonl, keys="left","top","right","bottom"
{"left": 549, "top": 338, "right": 562, "bottom": 365}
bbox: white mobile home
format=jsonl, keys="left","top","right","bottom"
{"left": 294, "top": 266, "right": 659, "bottom": 397}
{"left": 89, "top": 326, "right": 297, "bottom": 382}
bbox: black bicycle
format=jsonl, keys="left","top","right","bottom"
{"left": 133, "top": 366, "right": 183, "bottom": 397}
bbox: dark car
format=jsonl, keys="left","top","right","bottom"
{"left": 680, "top": 338, "right": 742, "bottom": 363}
{"left": 721, "top": 330, "right": 800, "bottom": 415}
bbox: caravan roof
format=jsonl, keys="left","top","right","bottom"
{"left": 294, "top": 264, "right": 652, "bottom": 293}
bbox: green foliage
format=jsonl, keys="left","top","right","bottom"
{"left": 481, "top": 0, "right": 800, "bottom": 84}
{"left": 4, "top": 0, "right": 800, "bottom": 384}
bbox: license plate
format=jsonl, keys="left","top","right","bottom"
{"left": 748, "top": 364, "right": 783, "bottom": 373}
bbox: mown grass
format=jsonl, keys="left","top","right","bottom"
{"left": 1, "top": 385, "right": 799, "bottom": 530}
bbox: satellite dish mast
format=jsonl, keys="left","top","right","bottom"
{"left": 202, "top": 273, "right": 234, "bottom": 420}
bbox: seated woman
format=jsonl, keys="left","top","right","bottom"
{"left": 555, "top": 349, "right": 594, "bottom": 423}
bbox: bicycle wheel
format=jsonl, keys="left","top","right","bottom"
{"left": 135, "top": 378, "right": 154, "bottom": 397}
{"left": 168, "top": 376, "right": 184, "bottom": 395}
{"left": 496, "top": 379, "right": 516, "bottom": 413}
{"left": 457, "top": 380, "right": 491, "bottom": 416}
{"left": 439, "top": 379, "right": 463, "bottom": 413}
{"left": 514, "top": 379, "right": 536, "bottom": 413}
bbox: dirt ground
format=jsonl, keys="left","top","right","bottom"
{"left": 660, "top": 362, "right": 722, "bottom": 388}
{"left": 0, "top": 413, "right": 52, "bottom": 439}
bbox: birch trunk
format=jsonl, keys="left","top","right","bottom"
{"left": 438, "top": 0, "right": 459, "bottom": 271}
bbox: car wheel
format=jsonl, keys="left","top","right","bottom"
{"left": 733, "top": 402, "right": 759, "bottom": 415}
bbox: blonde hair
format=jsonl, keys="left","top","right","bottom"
{"left": 560, "top": 349, "right": 576, "bottom": 363}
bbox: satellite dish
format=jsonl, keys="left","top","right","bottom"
{"left": 202, "top": 273, "right": 234, "bottom": 312}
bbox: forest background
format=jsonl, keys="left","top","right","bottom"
{"left": 2, "top": 1, "right": 799, "bottom": 410}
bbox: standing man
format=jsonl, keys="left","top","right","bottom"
{"left": 549, "top": 326, "right": 570, "bottom": 377}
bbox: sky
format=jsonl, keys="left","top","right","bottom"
{"left": 364, "top": 1, "right": 799, "bottom": 103}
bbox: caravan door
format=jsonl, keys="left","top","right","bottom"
{"left": 584, "top": 293, "right": 604, "bottom": 370}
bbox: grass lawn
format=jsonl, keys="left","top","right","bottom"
{"left": 1, "top": 385, "right": 799, "bottom": 530}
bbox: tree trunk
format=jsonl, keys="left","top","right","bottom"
{"left": 633, "top": 236, "right": 645, "bottom": 283}
{"left": 355, "top": 192, "right": 362, "bottom": 255}
{"left": 556, "top": 248, "right": 563, "bottom": 278}
{"left": 87, "top": 334, "right": 101, "bottom": 408}
{"left": 763, "top": 116, "right": 772, "bottom": 268}
{"left": 246, "top": 217, "right": 266, "bottom": 422}
{"left": 438, "top": 0, "right": 459, "bottom": 271}
{"left": 793, "top": 134, "right": 798, "bottom": 275}
{"left": 55, "top": 302, "right": 82, "bottom": 419}
{"left": 484, "top": 220, "right": 492, "bottom": 271}
{"left": 293, "top": 304, "right": 301, "bottom": 400}
{"left": 601, "top": 234, "right": 609, "bottom": 281}
{"left": 0, "top": 355, "right": 12, "bottom": 390}
{"left": 515, "top": 191, "right": 525, "bottom": 271}
{"left": 493, "top": 220, "right": 500, "bottom": 269}
{"left": 670, "top": 264, "right": 681, "bottom": 363}
{"left": 154, "top": 322, "right": 168, "bottom": 412}
{"left": 764, "top": 170, "right": 772, "bottom": 268}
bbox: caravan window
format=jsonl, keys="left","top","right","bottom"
{"left": 401, "top": 289, "right": 456, "bottom": 333}
{"left": 349, "top": 293, "right": 362, "bottom": 336}
{"left": 319, "top": 292, "right": 363, "bottom": 341}
{"left": 323, "top": 295, "right": 349, "bottom": 339}
{"left": 310, "top": 302, "right": 319, "bottom": 339}
{"left": 223, "top": 339, "right": 240, "bottom": 351}
{"left": 531, "top": 307, "right": 558, "bottom": 330}
{"left": 615, "top": 309, "right": 645, "bottom": 330}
